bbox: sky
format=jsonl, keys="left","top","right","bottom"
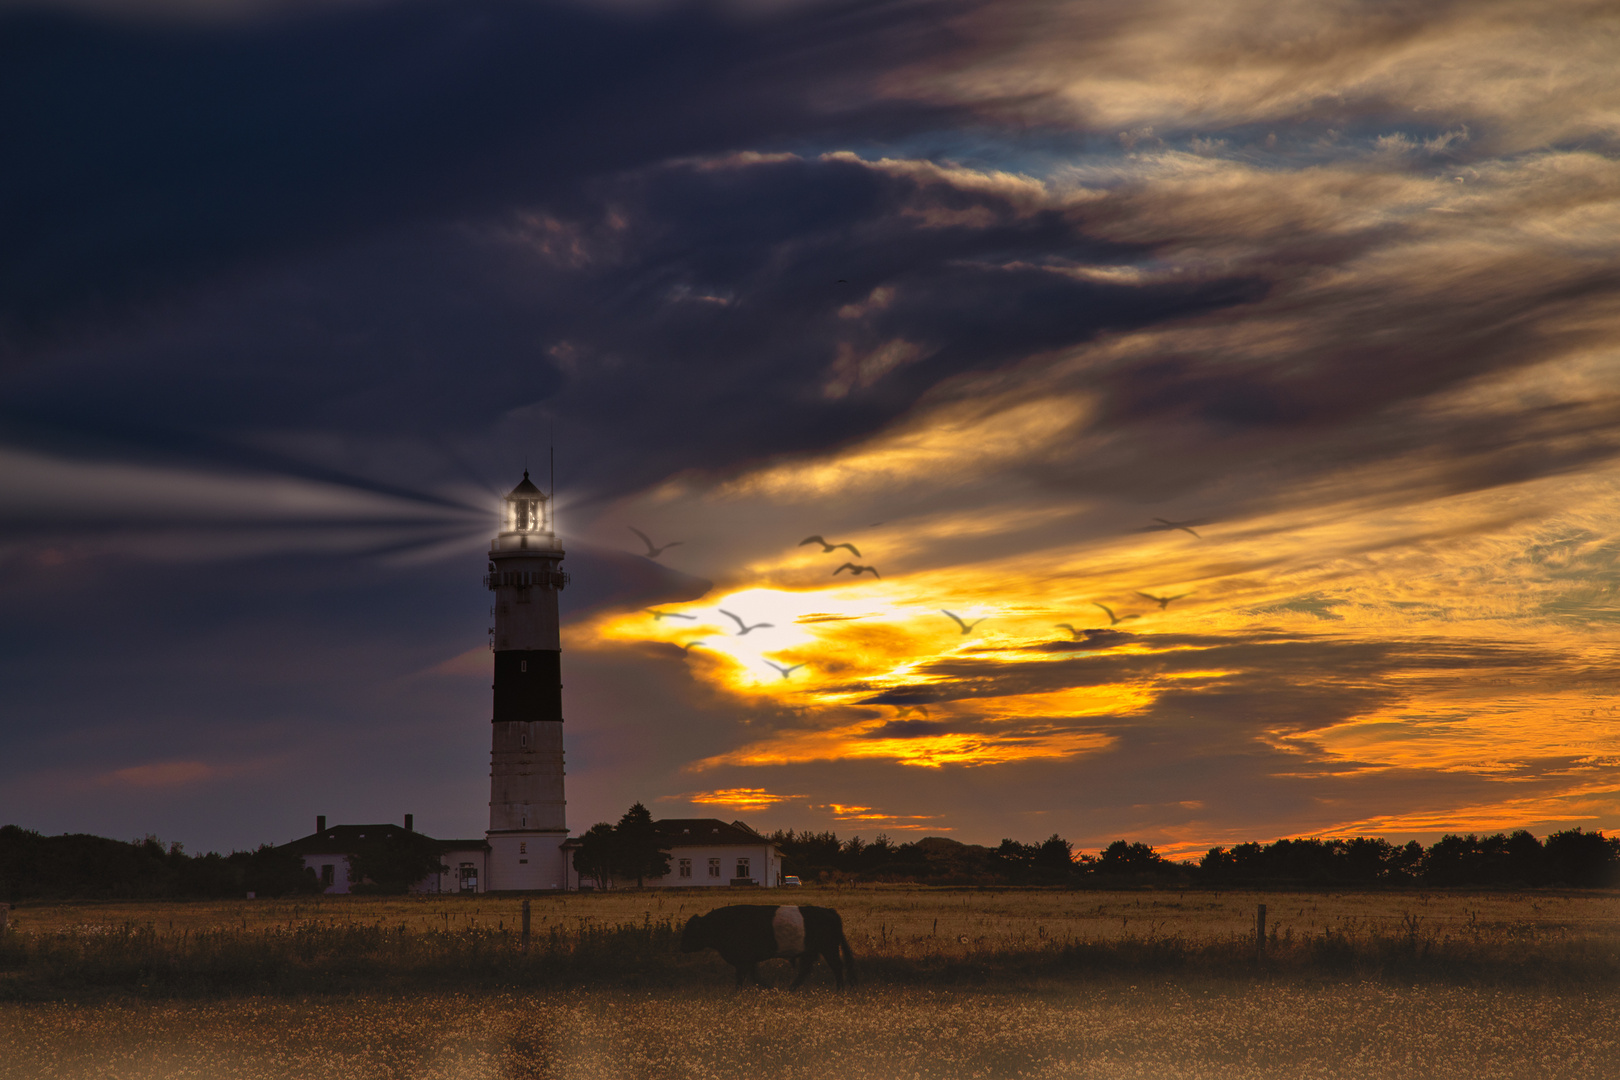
{"left": 2, "top": 0, "right": 1618, "bottom": 857}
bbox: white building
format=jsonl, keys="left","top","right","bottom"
{"left": 282, "top": 815, "right": 490, "bottom": 894}
{"left": 562, "top": 818, "right": 785, "bottom": 889}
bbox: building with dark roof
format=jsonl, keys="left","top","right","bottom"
{"left": 281, "top": 814, "right": 490, "bottom": 894}
{"left": 561, "top": 817, "right": 784, "bottom": 889}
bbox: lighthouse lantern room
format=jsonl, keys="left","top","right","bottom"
{"left": 484, "top": 471, "right": 570, "bottom": 889}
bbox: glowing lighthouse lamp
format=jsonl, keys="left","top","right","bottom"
{"left": 484, "top": 471, "right": 570, "bottom": 889}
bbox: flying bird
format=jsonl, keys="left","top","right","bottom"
{"left": 647, "top": 609, "right": 697, "bottom": 621}
{"left": 941, "top": 610, "right": 985, "bottom": 635}
{"left": 765, "top": 660, "right": 806, "bottom": 679}
{"left": 800, "top": 535, "right": 861, "bottom": 557}
{"left": 678, "top": 640, "right": 708, "bottom": 652}
{"left": 1152, "top": 518, "right": 1203, "bottom": 539}
{"left": 1135, "top": 591, "right": 1190, "bottom": 610}
{"left": 1092, "top": 602, "right": 1140, "bottom": 626}
{"left": 833, "top": 563, "right": 881, "bottom": 579}
{"left": 1055, "top": 623, "right": 1082, "bottom": 640}
{"left": 897, "top": 705, "right": 931, "bottom": 718}
{"left": 836, "top": 279, "right": 849, "bottom": 284}
{"left": 628, "top": 526, "right": 684, "bottom": 558}
{"left": 720, "top": 609, "right": 774, "bottom": 635}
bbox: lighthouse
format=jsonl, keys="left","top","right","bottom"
{"left": 484, "top": 471, "right": 570, "bottom": 889}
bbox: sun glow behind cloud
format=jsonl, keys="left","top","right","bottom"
{"left": 583, "top": 401, "right": 1620, "bottom": 839}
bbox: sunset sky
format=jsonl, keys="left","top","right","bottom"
{"left": 2, "top": 0, "right": 1618, "bottom": 856}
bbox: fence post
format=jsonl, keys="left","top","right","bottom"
{"left": 1255, "top": 903, "right": 1266, "bottom": 966}
{"left": 521, "top": 899, "right": 531, "bottom": 953}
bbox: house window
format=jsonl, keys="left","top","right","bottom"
{"left": 320, "top": 864, "right": 334, "bottom": 887}
{"left": 736, "top": 858, "right": 751, "bottom": 880}
{"left": 678, "top": 858, "right": 692, "bottom": 878}
{"left": 520, "top": 842, "right": 527, "bottom": 854}
{"left": 708, "top": 858, "right": 721, "bottom": 878}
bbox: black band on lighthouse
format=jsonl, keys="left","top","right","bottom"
{"left": 492, "top": 650, "right": 563, "bottom": 723}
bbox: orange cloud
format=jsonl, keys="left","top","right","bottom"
{"left": 674, "top": 788, "right": 805, "bottom": 813}
{"left": 816, "top": 803, "right": 947, "bottom": 831}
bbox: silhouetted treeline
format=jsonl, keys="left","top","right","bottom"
{"left": 8, "top": 822, "right": 1618, "bottom": 899}
{"left": 0, "top": 825, "right": 318, "bottom": 902}
{"left": 768, "top": 828, "right": 1620, "bottom": 888}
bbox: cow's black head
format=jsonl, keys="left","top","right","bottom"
{"left": 679, "top": 913, "right": 708, "bottom": 952}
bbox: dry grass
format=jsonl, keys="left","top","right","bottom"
{"left": 5, "top": 885, "right": 1620, "bottom": 997}
{"left": 3, "top": 982, "right": 1619, "bottom": 1079}
{"left": 15, "top": 884, "right": 1619, "bottom": 948}
{"left": 6, "top": 889, "right": 1619, "bottom": 1078}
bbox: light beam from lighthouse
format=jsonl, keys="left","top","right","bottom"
{"left": 485, "top": 471, "right": 569, "bottom": 889}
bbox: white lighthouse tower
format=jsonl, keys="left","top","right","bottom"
{"left": 484, "top": 471, "right": 570, "bottom": 889}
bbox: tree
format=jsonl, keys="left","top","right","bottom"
{"left": 770, "top": 829, "right": 842, "bottom": 880}
{"left": 1096, "top": 840, "right": 1168, "bottom": 875}
{"left": 1200, "top": 845, "right": 1235, "bottom": 881}
{"left": 1034, "top": 834, "right": 1075, "bottom": 878}
{"left": 1503, "top": 829, "right": 1545, "bottom": 885}
{"left": 1543, "top": 827, "right": 1620, "bottom": 887}
{"left": 991, "top": 838, "right": 1036, "bottom": 883}
{"left": 235, "top": 844, "right": 322, "bottom": 897}
{"left": 346, "top": 831, "right": 447, "bottom": 894}
{"left": 614, "top": 803, "right": 671, "bottom": 887}
{"left": 572, "top": 823, "right": 619, "bottom": 889}
{"left": 1343, "top": 837, "right": 1396, "bottom": 884}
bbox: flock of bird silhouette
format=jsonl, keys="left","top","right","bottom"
{"left": 626, "top": 520, "right": 1201, "bottom": 680}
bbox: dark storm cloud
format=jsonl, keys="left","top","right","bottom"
{"left": 524, "top": 154, "right": 1262, "bottom": 494}
{"left": 1, "top": 148, "right": 1265, "bottom": 511}
{"left": 0, "top": 0, "right": 963, "bottom": 345}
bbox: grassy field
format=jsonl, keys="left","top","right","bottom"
{"left": 12, "top": 883, "right": 1620, "bottom": 952}
{"left": 4, "top": 983, "right": 1619, "bottom": 1079}
{"left": 4, "top": 887, "right": 1619, "bottom": 1078}
{"left": 4, "top": 885, "right": 1620, "bottom": 995}
{"left": 6, "top": 884, "right": 1619, "bottom": 985}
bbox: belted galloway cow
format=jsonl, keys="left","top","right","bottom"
{"left": 680, "top": 904, "right": 856, "bottom": 989}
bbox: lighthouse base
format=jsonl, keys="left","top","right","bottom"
{"left": 485, "top": 830, "right": 569, "bottom": 891}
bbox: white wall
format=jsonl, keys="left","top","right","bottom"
{"left": 645, "top": 843, "right": 780, "bottom": 888}
{"left": 301, "top": 852, "right": 352, "bottom": 894}
{"left": 303, "top": 848, "right": 490, "bottom": 894}
{"left": 487, "top": 831, "right": 568, "bottom": 890}
{"left": 424, "top": 846, "right": 489, "bottom": 894}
